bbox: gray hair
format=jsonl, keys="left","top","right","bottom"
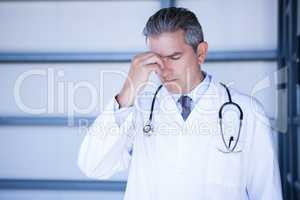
{"left": 143, "top": 7, "right": 204, "bottom": 53}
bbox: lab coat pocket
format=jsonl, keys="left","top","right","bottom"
{"left": 214, "top": 136, "right": 245, "bottom": 153}
{"left": 207, "top": 136, "right": 246, "bottom": 189}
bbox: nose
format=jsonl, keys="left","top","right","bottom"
{"left": 160, "top": 58, "right": 172, "bottom": 79}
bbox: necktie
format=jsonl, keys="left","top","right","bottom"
{"left": 178, "top": 95, "right": 193, "bottom": 121}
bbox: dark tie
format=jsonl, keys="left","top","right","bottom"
{"left": 178, "top": 95, "right": 193, "bottom": 121}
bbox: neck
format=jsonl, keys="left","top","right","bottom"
{"left": 181, "top": 70, "right": 204, "bottom": 94}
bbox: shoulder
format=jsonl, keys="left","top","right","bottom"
{"left": 224, "top": 85, "right": 270, "bottom": 127}
{"left": 210, "top": 74, "right": 267, "bottom": 120}
{"left": 229, "top": 86, "right": 265, "bottom": 114}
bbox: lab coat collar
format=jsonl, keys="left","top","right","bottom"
{"left": 156, "top": 75, "right": 226, "bottom": 126}
{"left": 184, "top": 76, "right": 225, "bottom": 125}
{"left": 171, "top": 71, "right": 211, "bottom": 104}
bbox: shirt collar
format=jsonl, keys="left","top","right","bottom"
{"left": 172, "top": 70, "right": 211, "bottom": 103}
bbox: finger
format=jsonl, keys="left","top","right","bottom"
{"left": 153, "top": 55, "right": 165, "bottom": 70}
{"left": 142, "top": 55, "right": 165, "bottom": 69}
{"left": 142, "top": 63, "right": 162, "bottom": 74}
{"left": 135, "top": 52, "right": 156, "bottom": 61}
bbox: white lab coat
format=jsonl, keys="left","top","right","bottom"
{"left": 78, "top": 76, "right": 283, "bottom": 200}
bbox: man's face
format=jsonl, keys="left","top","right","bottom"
{"left": 148, "top": 29, "right": 204, "bottom": 94}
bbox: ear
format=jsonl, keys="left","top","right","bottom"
{"left": 196, "top": 41, "right": 208, "bottom": 64}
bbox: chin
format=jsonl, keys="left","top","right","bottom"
{"left": 163, "top": 81, "right": 183, "bottom": 94}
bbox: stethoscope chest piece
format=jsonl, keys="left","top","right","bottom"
{"left": 142, "top": 84, "right": 163, "bottom": 137}
{"left": 143, "top": 120, "right": 153, "bottom": 136}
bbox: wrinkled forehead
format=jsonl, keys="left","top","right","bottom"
{"left": 146, "top": 30, "right": 188, "bottom": 56}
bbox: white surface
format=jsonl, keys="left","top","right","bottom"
{"left": 0, "top": 126, "right": 128, "bottom": 180}
{"left": 0, "top": 62, "right": 277, "bottom": 119}
{"left": 0, "top": 1, "right": 280, "bottom": 199}
{"left": 177, "top": 0, "right": 277, "bottom": 51}
{"left": 0, "top": 63, "right": 130, "bottom": 116}
{"left": 0, "top": 1, "right": 160, "bottom": 52}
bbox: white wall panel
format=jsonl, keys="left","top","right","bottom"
{"left": 0, "top": 1, "right": 160, "bottom": 52}
{"left": 0, "top": 1, "right": 280, "bottom": 199}
{"left": 0, "top": 63, "right": 130, "bottom": 116}
{"left": 0, "top": 126, "right": 128, "bottom": 180}
{"left": 0, "top": 61, "right": 278, "bottom": 118}
{"left": 177, "top": 0, "right": 277, "bottom": 51}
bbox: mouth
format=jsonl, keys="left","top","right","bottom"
{"left": 163, "top": 79, "right": 177, "bottom": 83}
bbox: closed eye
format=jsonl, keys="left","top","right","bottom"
{"left": 162, "top": 52, "right": 183, "bottom": 61}
{"left": 168, "top": 53, "right": 182, "bottom": 60}
{"left": 170, "top": 56, "right": 181, "bottom": 60}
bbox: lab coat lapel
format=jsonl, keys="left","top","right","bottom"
{"left": 148, "top": 84, "right": 183, "bottom": 172}
{"left": 155, "top": 84, "right": 184, "bottom": 128}
{"left": 154, "top": 77, "right": 227, "bottom": 130}
{"left": 175, "top": 77, "right": 227, "bottom": 172}
{"left": 185, "top": 77, "right": 227, "bottom": 134}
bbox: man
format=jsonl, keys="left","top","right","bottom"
{"left": 78, "top": 7, "right": 282, "bottom": 200}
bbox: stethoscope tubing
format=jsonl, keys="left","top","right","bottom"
{"left": 143, "top": 82, "right": 244, "bottom": 153}
{"left": 142, "top": 84, "right": 163, "bottom": 136}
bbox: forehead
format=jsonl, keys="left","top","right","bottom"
{"left": 148, "top": 29, "right": 189, "bottom": 56}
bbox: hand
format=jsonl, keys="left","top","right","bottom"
{"left": 116, "top": 52, "right": 164, "bottom": 108}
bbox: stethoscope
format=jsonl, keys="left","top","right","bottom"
{"left": 143, "top": 82, "right": 244, "bottom": 153}
{"left": 218, "top": 82, "right": 243, "bottom": 153}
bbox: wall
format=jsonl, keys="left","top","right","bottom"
{"left": 0, "top": 0, "right": 278, "bottom": 199}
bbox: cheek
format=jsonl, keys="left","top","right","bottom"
{"left": 172, "top": 59, "right": 187, "bottom": 72}
{"left": 174, "top": 60, "right": 191, "bottom": 75}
